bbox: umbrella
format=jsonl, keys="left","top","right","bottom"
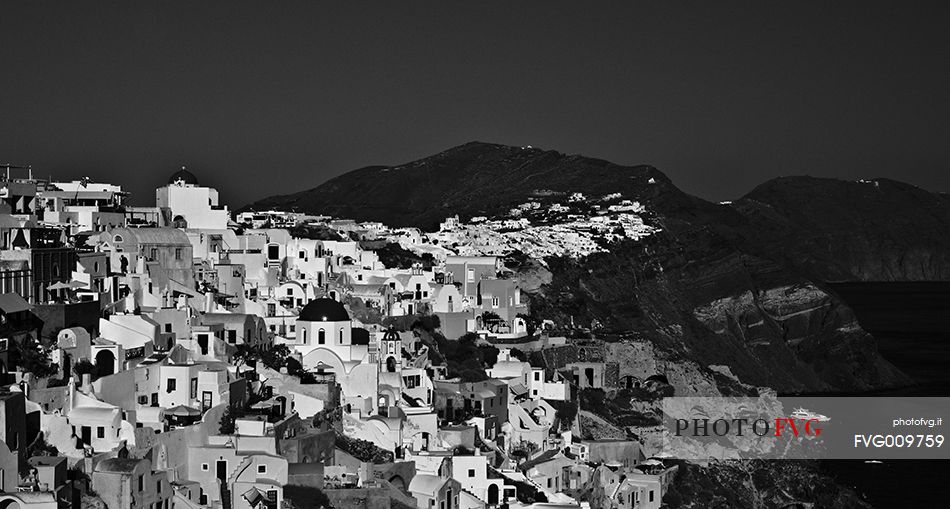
{"left": 242, "top": 487, "right": 264, "bottom": 506}
{"left": 46, "top": 280, "right": 88, "bottom": 291}
{"left": 165, "top": 405, "right": 201, "bottom": 417}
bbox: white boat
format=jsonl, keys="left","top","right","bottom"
{"left": 790, "top": 407, "right": 830, "bottom": 422}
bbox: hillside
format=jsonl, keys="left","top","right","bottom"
{"left": 244, "top": 142, "right": 950, "bottom": 392}
{"left": 732, "top": 176, "right": 950, "bottom": 282}
{"left": 243, "top": 141, "right": 723, "bottom": 230}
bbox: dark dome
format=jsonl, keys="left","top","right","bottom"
{"left": 298, "top": 298, "right": 349, "bottom": 322}
{"left": 168, "top": 168, "right": 199, "bottom": 185}
{"left": 382, "top": 327, "right": 400, "bottom": 342}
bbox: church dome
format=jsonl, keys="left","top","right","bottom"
{"left": 168, "top": 168, "right": 199, "bottom": 185}
{"left": 298, "top": 298, "right": 350, "bottom": 322}
{"left": 382, "top": 327, "right": 400, "bottom": 342}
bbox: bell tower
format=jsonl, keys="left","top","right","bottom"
{"left": 380, "top": 326, "right": 401, "bottom": 373}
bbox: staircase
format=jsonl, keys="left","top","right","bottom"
{"left": 220, "top": 456, "right": 254, "bottom": 509}
{"left": 219, "top": 481, "right": 231, "bottom": 509}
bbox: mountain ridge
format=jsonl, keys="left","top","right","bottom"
{"left": 243, "top": 141, "right": 703, "bottom": 230}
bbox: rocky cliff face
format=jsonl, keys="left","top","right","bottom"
{"left": 526, "top": 233, "right": 909, "bottom": 393}
{"left": 248, "top": 142, "right": 948, "bottom": 393}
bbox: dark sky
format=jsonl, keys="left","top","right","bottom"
{"left": 3, "top": 1, "right": 950, "bottom": 207}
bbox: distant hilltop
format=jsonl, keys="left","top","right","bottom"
{"left": 241, "top": 141, "right": 680, "bottom": 231}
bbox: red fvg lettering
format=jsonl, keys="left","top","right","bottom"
{"left": 774, "top": 418, "right": 822, "bottom": 437}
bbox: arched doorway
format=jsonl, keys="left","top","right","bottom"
{"left": 95, "top": 350, "right": 116, "bottom": 376}
{"left": 488, "top": 484, "right": 499, "bottom": 505}
{"left": 386, "top": 356, "right": 396, "bottom": 373}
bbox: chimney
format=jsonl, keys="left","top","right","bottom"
{"left": 81, "top": 373, "right": 93, "bottom": 394}
{"left": 66, "top": 376, "right": 76, "bottom": 410}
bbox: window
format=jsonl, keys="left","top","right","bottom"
{"left": 201, "top": 463, "right": 209, "bottom": 471}
{"left": 175, "top": 248, "right": 182, "bottom": 260}
{"left": 113, "top": 234, "right": 124, "bottom": 243}
{"left": 649, "top": 491, "right": 654, "bottom": 502}
{"left": 467, "top": 269, "right": 475, "bottom": 282}
{"left": 258, "top": 465, "right": 267, "bottom": 474}
{"left": 138, "top": 475, "right": 144, "bottom": 492}
{"left": 228, "top": 330, "right": 237, "bottom": 343}
{"left": 339, "top": 328, "right": 345, "bottom": 343}
{"left": 468, "top": 469, "right": 475, "bottom": 477}
{"left": 286, "top": 288, "right": 293, "bottom": 296}
{"left": 191, "top": 378, "right": 198, "bottom": 399}
{"left": 167, "top": 378, "right": 177, "bottom": 393}
{"left": 318, "top": 328, "right": 325, "bottom": 344}
{"left": 302, "top": 328, "right": 308, "bottom": 344}
{"left": 491, "top": 297, "right": 499, "bottom": 308}
{"left": 150, "top": 248, "right": 158, "bottom": 259}
{"left": 138, "top": 395, "right": 149, "bottom": 405}
{"left": 165, "top": 323, "right": 172, "bottom": 333}
{"left": 534, "top": 372, "right": 541, "bottom": 381}
{"left": 157, "top": 480, "right": 162, "bottom": 493}
{"left": 97, "top": 427, "right": 105, "bottom": 438}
